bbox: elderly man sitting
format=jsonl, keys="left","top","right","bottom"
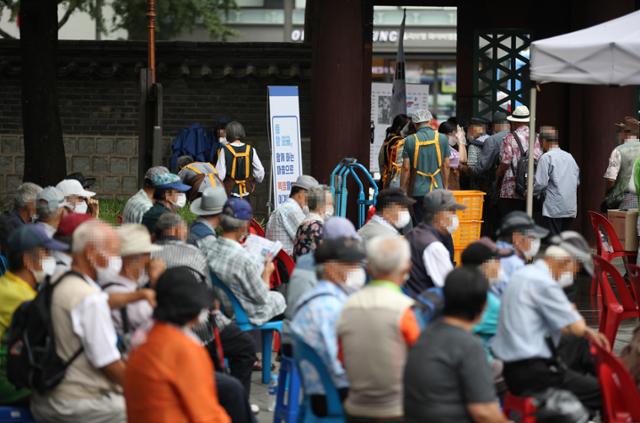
{"left": 0, "top": 182, "right": 42, "bottom": 253}
{"left": 357, "top": 188, "right": 414, "bottom": 242}
{"left": 122, "top": 166, "right": 169, "bottom": 224}
{"left": 338, "top": 235, "right": 420, "bottom": 422}
{"left": 204, "top": 198, "right": 285, "bottom": 325}
{"left": 188, "top": 186, "right": 228, "bottom": 245}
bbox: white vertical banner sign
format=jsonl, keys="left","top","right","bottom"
{"left": 370, "top": 82, "right": 430, "bottom": 172}
{"left": 268, "top": 86, "right": 303, "bottom": 209}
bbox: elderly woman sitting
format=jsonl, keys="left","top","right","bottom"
{"left": 292, "top": 185, "right": 333, "bottom": 259}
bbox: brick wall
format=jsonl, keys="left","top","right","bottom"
{"left": 0, "top": 41, "right": 312, "bottom": 219}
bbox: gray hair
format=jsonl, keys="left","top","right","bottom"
{"left": 15, "top": 182, "right": 42, "bottom": 209}
{"left": 225, "top": 121, "right": 246, "bottom": 142}
{"left": 220, "top": 214, "right": 247, "bottom": 232}
{"left": 155, "top": 212, "right": 186, "bottom": 236}
{"left": 307, "top": 185, "right": 331, "bottom": 212}
{"left": 72, "top": 219, "right": 109, "bottom": 254}
{"left": 367, "top": 235, "right": 411, "bottom": 277}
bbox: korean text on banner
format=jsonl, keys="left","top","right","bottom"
{"left": 268, "top": 86, "right": 303, "bottom": 209}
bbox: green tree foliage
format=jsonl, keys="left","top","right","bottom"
{"left": 0, "top": 0, "right": 236, "bottom": 40}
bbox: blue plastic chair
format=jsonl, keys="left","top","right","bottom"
{"left": 211, "top": 274, "right": 282, "bottom": 384}
{"left": 292, "top": 334, "right": 345, "bottom": 423}
{"left": 274, "top": 354, "right": 303, "bottom": 423}
{"left": 0, "top": 407, "right": 36, "bottom": 423}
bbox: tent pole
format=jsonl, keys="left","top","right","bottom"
{"left": 526, "top": 86, "right": 537, "bottom": 217}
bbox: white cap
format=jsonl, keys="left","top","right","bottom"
{"left": 56, "top": 179, "right": 96, "bottom": 198}
{"left": 411, "top": 109, "right": 433, "bottom": 124}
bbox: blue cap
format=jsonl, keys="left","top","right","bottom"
{"left": 7, "top": 224, "right": 69, "bottom": 253}
{"left": 152, "top": 173, "right": 191, "bottom": 192}
{"left": 222, "top": 198, "right": 253, "bottom": 221}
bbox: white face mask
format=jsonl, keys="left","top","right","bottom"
{"left": 95, "top": 255, "right": 123, "bottom": 282}
{"left": 219, "top": 137, "right": 228, "bottom": 145}
{"left": 446, "top": 214, "right": 459, "bottom": 234}
{"left": 394, "top": 210, "right": 412, "bottom": 229}
{"left": 524, "top": 238, "right": 541, "bottom": 260}
{"left": 74, "top": 201, "right": 88, "bottom": 214}
{"left": 557, "top": 271, "right": 574, "bottom": 288}
{"left": 41, "top": 256, "right": 57, "bottom": 277}
{"left": 448, "top": 136, "right": 458, "bottom": 147}
{"left": 344, "top": 268, "right": 367, "bottom": 291}
{"left": 324, "top": 205, "right": 334, "bottom": 219}
{"left": 173, "top": 193, "right": 187, "bottom": 209}
{"left": 136, "top": 269, "right": 149, "bottom": 287}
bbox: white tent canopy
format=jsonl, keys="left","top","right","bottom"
{"left": 530, "top": 10, "right": 640, "bottom": 85}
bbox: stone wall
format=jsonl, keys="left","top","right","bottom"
{"left": 0, "top": 40, "right": 312, "bottom": 219}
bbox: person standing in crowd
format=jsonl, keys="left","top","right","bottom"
{"left": 379, "top": 114, "right": 411, "bottom": 189}
{"left": 215, "top": 121, "right": 265, "bottom": 199}
{"left": 291, "top": 237, "right": 366, "bottom": 417}
{"left": 188, "top": 186, "right": 228, "bottom": 245}
{"left": 266, "top": 175, "right": 319, "bottom": 255}
{"left": 357, "top": 188, "right": 414, "bottom": 243}
{"left": 122, "top": 166, "right": 169, "bottom": 224}
{"left": 0, "top": 182, "right": 42, "bottom": 253}
{"left": 206, "top": 198, "right": 286, "bottom": 325}
{"left": 31, "top": 220, "right": 127, "bottom": 423}
{"left": 141, "top": 173, "right": 191, "bottom": 234}
{"left": 338, "top": 235, "right": 420, "bottom": 423}
{"left": 603, "top": 116, "right": 640, "bottom": 210}
{"left": 177, "top": 156, "right": 224, "bottom": 202}
{"left": 283, "top": 217, "right": 360, "bottom": 347}
{"left": 404, "top": 190, "right": 465, "bottom": 297}
{"left": 0, "top": 225, "right": 67, "bottom": 405}
{"left": 35, "top": 186, "right": 68, "bottom": 238}
{"left": 404, "top": 267, "right": 508, "bottom": 423}
{"left": 466, "top": 112, "right": 511, "bottom": 237}
{"left": 464, "top": 118, "right": 490, "bottom": 176}
{"left": 56, "top": 178, "right": 99, "bottom": 217}
{"left": 124, "top": 267, "right": 231, "bottom": 423}
{"left": 492, "top": 232, "right": 608, "bottom": 413}
{"left": 401, "top": 109, "right": 451, "bottom": 223}
{"left": 293, "top": 185, "right": 333, "bottom": 259}
{"left": 438, "top": 121, "right": 467, "bottom": 190}
{"left": 496, "top": 106, "right": 542, "bottom": 217}
{"left": 534, "top": 127, "right": 580, "bottom": 235}
{"left": 494, "top": 211, "right": 549, "bottom": 295}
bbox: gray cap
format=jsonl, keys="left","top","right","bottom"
{"left": 291, "top": 175, "right": 319, "bottom": 191}
{"left": 324, "top": 217, "right": 361, "bottom": 241}
{"left": 190, "top": 186, "right": 228, "bottom": 216}
{"left": 548, "top": 231, "right": 594, "bottom": 276}
{"left": 423, "top": 190, "right": 466, "bottom": 214}
{"left": 145, "top": 166, "right": 169, "bottom": 181}
{"left": 36, "top": 186, "right": 67, "bottom": 214}
{"left": 497, "top": 211, "right": 549, "bottom": 239}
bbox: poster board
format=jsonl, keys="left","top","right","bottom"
{"left": 268, "top": 86, "right": 303, "bottom": 209}
{"left": 370, "top": 82, "right": 430, "bottom": 173}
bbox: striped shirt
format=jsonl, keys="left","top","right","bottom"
{"left": 266, "top": 198, "right": 306, "bottom": 255}
{"left": 123, "top": 189, "right": 153, "bottom": 224}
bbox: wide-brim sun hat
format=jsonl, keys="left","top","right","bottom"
{"left": 190, "top": 186, "right": 228, "bottom": 216}
{"left": 507, "top": 105, "right": 531, "bottom": 123}
{"left": 117, "top": 224, "right": 163, "bottom": 256}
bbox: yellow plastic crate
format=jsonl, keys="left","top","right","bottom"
{"left": 452, "top": 220, "right": 482, "bottom": 251}
{"left": 451, "top": 190, "right": 486, "bottom": 221}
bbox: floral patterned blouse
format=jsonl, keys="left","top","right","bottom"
{"left": 293, "top": 215, "right": 324, "bottom": 259}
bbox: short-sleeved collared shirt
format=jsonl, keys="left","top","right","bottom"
{"left": 499, "top": 126, "right": 542, "bottom": 199}
{"left": 402, "top": 126, "right": 451, "bottom": 196}
{"left": 491, "top": 260, "right": 582, "bottom": 362}
{"left": 533, "top": 147, "right": 580, "bottom": 218}
{"left": 203, "top": 237, "right": 286, "bottom": 326}
{"left": 266, "top": 198, "right": 306, "bottom": 255}
{"left": 291, "top": 280, "right": 349, "bottom": 395}
{"left": 492, "top": 241, "right": 524, "bottom": 297}
{"left": 123, "top": 189, "right": 153, "bottom": 224}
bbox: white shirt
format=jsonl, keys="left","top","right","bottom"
{"left": 422, "top": 242, "right": 454, "bottom": 287}
{"left": 70, "top": 276, "right": 121, "bottom": 368}
{"left": 215, "top": 141, "right": 265, "bottom": 183}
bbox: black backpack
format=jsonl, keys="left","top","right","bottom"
{"left": 511, "top": 131, "right": 537, "bottom": 197}
{"left": 5, "top": 271, "right": 84, "bottom": 393}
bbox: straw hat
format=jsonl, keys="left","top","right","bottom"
{"left": 507, "top": 105, "right": 530, "bottom": 123}
{"left": 117, "top": 224, "right": 163, "bottom": 257}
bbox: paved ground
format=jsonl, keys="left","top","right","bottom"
{"left": 248, "top": 257, "right": 639, "bottom": 423}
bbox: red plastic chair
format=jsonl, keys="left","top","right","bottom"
{"left": 503, "top": 392, "right": 537, "bottom": 423}
{"left": 593, "top": 256, "right": 640, "bottom": 346}
{"left": 588, "top": 211, "right": 638, "bottom": 297}
{"left": 249, "top": 218, "right": 265, "bottom": 237}
{"left": 590, "top": 341, "right": 640, "bottom": 423}
{"left": 270, "top": 249, "right": 296, "bottom": 290}
{"left": 625, "top": 263, "right": 640, "bottom": 305}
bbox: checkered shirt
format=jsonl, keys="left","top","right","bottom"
{"left": 265, "top": 198, "right": 306, "bottom": 255}
{"left": 122, "top": 189, "right": 153, "bottom": 224}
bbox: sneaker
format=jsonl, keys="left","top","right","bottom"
{"left": 251, "top": 404, "right": 260, "bottom": 415}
